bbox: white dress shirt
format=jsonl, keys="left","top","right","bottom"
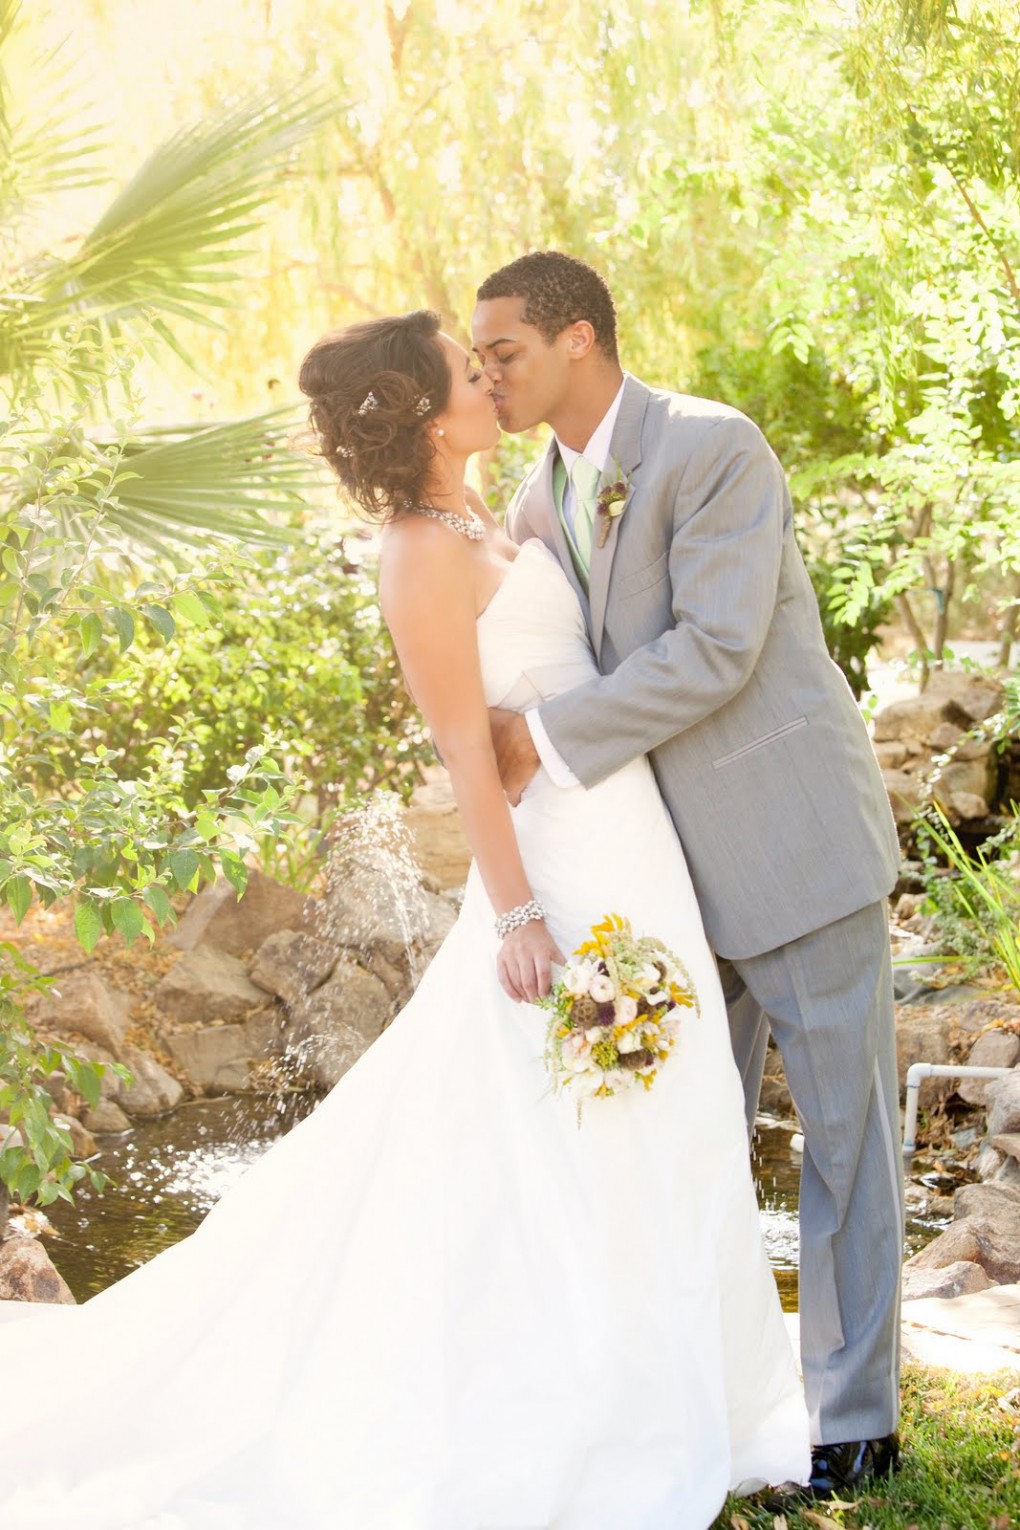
{"left": 524, "top": 378, "right": 627, "bottom": 787}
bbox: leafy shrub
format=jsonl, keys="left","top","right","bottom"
{"left": 916, "top": 804, "right": 1020, "bottom": 989}
{"left": 25, "top": 532, "right": 433, "bottom": 814}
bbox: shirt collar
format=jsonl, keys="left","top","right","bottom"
{"left": 554, "top": 375, "right": 628, "bottom": 477}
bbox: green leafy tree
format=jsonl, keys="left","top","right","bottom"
{"left": 0, "top": 0, "right": 336, "bottom": 1226}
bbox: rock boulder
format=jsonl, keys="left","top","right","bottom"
{"left": 169, "top": 869, "right": 307, "bottom": 958}
{"left": 895, "top": 1004, "right": 954, "bottom": 1100}
{"left": 987, "top": 1072, "right": 1020, "bottom": 1139}
{"left": 249, "top": 929, "right": 336, "bottom": 1009}
{"left": 314, "top": 866, "right": 457, "bottom": 970}
{"left": 81, "top": 1099, "right": 132, "bottom": 1135}
{"left": 155, "top": 946, "right": 270, "bottom": 1027}
{"left": 163, "top": 1012, "right": 281, "bottom": 1095}
{"left": 116, "top": 1046, "right": 183, "bottom": 1118}
{"left": 32, "top": 971, "right": 133, "bottom": 1059}
{"left": 289, "top": 960, "right": 392, "bottom": 1090}
{"left": 959, "top": 1033, "right": 1020, "bottom": 1104}
{"left": 0, "top": 1234, "right": 75, "bottom": 1304}
{"left": 901, "top": 1259, "right": 993, "bottom": 1302}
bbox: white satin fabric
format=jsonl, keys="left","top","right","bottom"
{"left": 0, "top": 539, "right": 809, "bottom": 1528}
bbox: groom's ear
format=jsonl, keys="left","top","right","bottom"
{"left": 562, "top": 320, "right": 596, "bottom": 361}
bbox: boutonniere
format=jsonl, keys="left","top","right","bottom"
{"left": 595, "top": 463, "right": 634, "bottom": 549}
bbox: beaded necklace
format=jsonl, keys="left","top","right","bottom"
{"left": 414, "top": 504, "right": 486, "bottom": 541}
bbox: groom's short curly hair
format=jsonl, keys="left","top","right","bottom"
{"left": 476, "top": 252, "right": 618, "bottom": 362}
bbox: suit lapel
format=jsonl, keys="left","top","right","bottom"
{"left": 587, "top": 376, "right": 648, "bottom": 661}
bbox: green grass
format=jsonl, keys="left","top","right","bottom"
{"left": 713, "top": 1366, "right": 1020, "bottom": 1530}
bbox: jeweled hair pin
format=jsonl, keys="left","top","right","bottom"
{"left": 357, "top": 391, "right": 378, "bottom": 416}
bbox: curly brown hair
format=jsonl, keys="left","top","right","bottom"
{"left": 476, "top": 252, "right": 618, "bottom": 362}
{"left": 298, "top": 310, "right": 451, "bottom": 522}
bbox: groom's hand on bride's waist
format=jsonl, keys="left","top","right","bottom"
{"left": 489, "top": 708, "right": 540, "bottom": 805}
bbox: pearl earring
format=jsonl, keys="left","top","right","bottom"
{"left": 436, "top": 428, "right": 445, "bottom": 437}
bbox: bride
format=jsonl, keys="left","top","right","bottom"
{"left": 0, "top": 310, "right": 809, "bottom": 1529}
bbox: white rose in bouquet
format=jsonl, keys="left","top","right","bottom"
{"left": 615, "top": 994, "right": 638, "bottom": 1025}
{"left": 562, "top": 961, "right": 595, "bottom": 996}
{"left": 589, "top": 974, "right": 615, "bottom": 1003}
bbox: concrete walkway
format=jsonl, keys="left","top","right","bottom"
{"left": 784, "top": 1284, "right": 1020, "bottom": 1377}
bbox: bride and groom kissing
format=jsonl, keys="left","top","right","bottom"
{"left": 470, "top": 251, "right": 904, "bottom": 1504}
{"left": 0, "top": 250, "right": 904, "bottom": 1529}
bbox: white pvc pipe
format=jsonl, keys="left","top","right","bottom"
{"left": 902, "top": 1063, "right": 1014, "bottom": 1157}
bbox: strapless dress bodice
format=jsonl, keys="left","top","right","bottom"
{"left": 476, "top": 539, "right": 597, "bottom": 710}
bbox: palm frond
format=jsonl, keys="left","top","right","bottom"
{"left": 1, "top": 82, "right": 337, "bottom": 376}
{"left": 92, "top": 409, "right": 322, "bottom": 554}
{"left": 0, "top": 1, "right": 107, "bottom": 230}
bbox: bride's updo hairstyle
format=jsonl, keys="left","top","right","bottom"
{"left": 298, "top": 309, "right": 451, "bottom": 523}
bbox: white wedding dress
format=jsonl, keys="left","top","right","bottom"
{"left": 0, "top": 538, "right": 809, "bottom": 1530}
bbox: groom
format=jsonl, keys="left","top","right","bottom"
{"left": 472, "top": 251, "right": 905, "bottom": 1504}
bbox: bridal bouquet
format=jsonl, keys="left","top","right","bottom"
{"left": 540, "top": 913, "right": 698, "bottom": 1112}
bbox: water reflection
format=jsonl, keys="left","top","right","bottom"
{"left": 41, "top": 1101, "right": 943, "bottom": 1311}
{"left": 44, "top": 1096, "right": 316, "bottom": 1300}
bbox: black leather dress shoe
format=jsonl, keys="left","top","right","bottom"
{"left": 762, "top": 1432, "right": 900, "bottom": 1507}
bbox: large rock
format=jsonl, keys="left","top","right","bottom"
{"left": 169, "top": 869, "right": 307, "bottom": 958}
{"left": 314, "top": 866, "right": 457, "bottom": 970}
{"left": 895, "top": 1004, "right": 954, "bottom": 1099}
{"left": 905, "top": 1196, "right": 1020, "bottom": 1285}
{"left": 402, "top": 775, "right": 472, "bottom": 889}
{"left": 958, "top": 1033, "right": 1020, "bottom": 1104}
{"left": 994, "top": 1133, "right": 1020, "bottom": 1162}
{"left": 155, "top": 946, "right": 269, "bottom": 1027}
{"left": 0, "top": 1234, "right": 75, "bottom": 1304}
{"left": 904, "top": 1221, "right": 981, "bottom": 1270}
{"left": 954, "top": 1180, "right": 1020, "bottom": 1221}
{"left": 948, "top": 996, "right": 1020, "bottom": 1040}
{"left": 52, "top": 1114, "right": 97, "bottom": 1159}
{"left": 289, "top": 960, "right": 392, "bottom": 1089}
{"left": 249, "top": 929, "right": 336, "bottom": 1009}
{"left": 162, "top": 1012, "right": 280, "bottom": 1095}
{"left": 946, "top": 790, "right": 992, "bottom": 821}
{"left": 81, "top": 1099, "right": 132, "bottom": 1135}
{"left": 873, "top": 740, "right": 908, "bottom": 771}
{"left": 931, "top": 755, "right": 996, "bottom": 812}
{"left": 32, "top": 971, "right": 133, "bottom": 1059}
{"left": 872, "top": 672, "right": 1004, "bottom": 744}
{"left": 994, "top": 1155, "right": 1020, "bottom": 1188}
{"left": 902, "top": 1259, "right": 993, "bottom": 1302}
{"left": 976, "top": 1141, "right": 1005, "bottom": 1181}
{"left": 883, "top": 769, "right": 924, "bottom": 825}
{"left": 116, "top": 1045, "right": 183, "bottom": 1118}
{"left": 987, "top": 1072, "right": 1020, "bottom": 1139}
{"left": 758, "top": 1060, "right": 794, "bottom": 1118}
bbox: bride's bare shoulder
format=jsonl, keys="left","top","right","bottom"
{"left": 378, "top": 515, "right": 474, "bottom": 619}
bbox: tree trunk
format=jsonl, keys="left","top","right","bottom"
{"left": 997, "top": 574, "right": 1020, "bottom": 669}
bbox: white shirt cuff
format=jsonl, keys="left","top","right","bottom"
{"left": 525, "top": 708, "right": 581, "bottom": 788}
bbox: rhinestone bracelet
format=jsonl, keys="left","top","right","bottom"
{"left": 494, "top": 898, "right": 547, "bottom": 941}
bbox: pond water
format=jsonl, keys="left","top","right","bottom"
{"left": 39, "top": 1099, "right": 946, "bottom": 1311}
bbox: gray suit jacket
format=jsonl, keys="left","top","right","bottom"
{"left": 506, "top": 375, "right": 899, "bottom": 960}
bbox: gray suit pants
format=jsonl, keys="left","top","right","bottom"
{"left": 718, "top": 901, "right": 904, "bottom": 1444}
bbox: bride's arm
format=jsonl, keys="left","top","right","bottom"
{"left": 379, "top": 521, "right": 563, "bottom": 1002}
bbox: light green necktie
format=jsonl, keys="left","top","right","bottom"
{"left": 569, "top": 456, "right": 601, "bottom": 578}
